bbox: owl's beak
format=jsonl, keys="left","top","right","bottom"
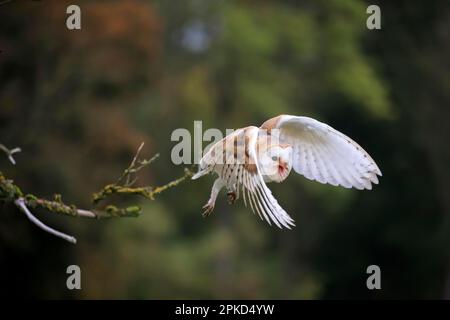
{"left": 278, "top": 160, "right": 288, "bottom": 176}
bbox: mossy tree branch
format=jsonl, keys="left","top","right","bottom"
{"left": 0, "top": 142, "right": 193, "bottom": 244}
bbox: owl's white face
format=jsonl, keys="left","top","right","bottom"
{"left": 258, "top": 144, "right": 293, "bottom": 183}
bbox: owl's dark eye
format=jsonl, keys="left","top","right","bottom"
{"left": 271, "top": 156, "right": 278, "bottom": 161}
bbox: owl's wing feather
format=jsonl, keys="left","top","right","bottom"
{"left": 195, "top": 126, "right": 295, "bottom": 228}
{"left": 269, "top": 115, "right": 381, "bottom": 190}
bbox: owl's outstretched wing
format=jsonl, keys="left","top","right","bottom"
{"left": 193, "top": 126, "right": 295, "bottom": 229}
{"left": 261, "top": 115, "right": 382, "bottom": 190}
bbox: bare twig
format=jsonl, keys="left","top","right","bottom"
{"left": 15, "top": 198, "right": 77, "bottom": 244}
{"left": 116, "top": 142, "right": 160, "bottom": 186}
{"left": 118, "top": 141, "right": 145, "bottom": 185}
{"left": 0, "top": 144, "right": 21, "bottom": 165}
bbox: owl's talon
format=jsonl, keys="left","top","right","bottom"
{"left": 227, "top": 191, "right": 237, "bottom": 205}
{"left": 202, "top": 202, "right": 214, "bottom": 217}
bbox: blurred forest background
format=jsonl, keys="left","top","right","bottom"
{"left": 1, "top": 0, "right": 450, "bottom": 299}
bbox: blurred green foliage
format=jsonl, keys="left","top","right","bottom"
{"left": 1, "top": 0, "right": 449, "bottom": 299}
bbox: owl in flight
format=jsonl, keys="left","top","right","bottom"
{"left": 192, "top": 115, "right": 382, "bottom": 229}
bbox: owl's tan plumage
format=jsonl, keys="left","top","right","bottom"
{"left": 192, "top": 115, "right": 382, "bottom": 229}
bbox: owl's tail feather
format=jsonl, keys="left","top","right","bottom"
{"left": 192, "top": 154, "right": 214, "bottom": 179}
{"left": 192, "top": 169, "right": 208, "bottom": 180}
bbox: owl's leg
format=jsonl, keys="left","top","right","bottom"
{"left": 202, "top": 178, "right": 225, "bottom": 217}
{"left": 227, "top": 183, "right": 238, "bottom": 205}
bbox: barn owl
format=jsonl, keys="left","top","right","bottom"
{"left": 192, "top": 115, "right": 382, "bottom": 229}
